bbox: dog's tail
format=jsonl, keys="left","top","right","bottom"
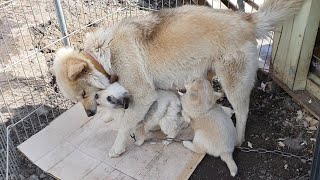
{"left": 254, "top": 0, "right": 305, "bottom": 38}
{"left": 220, "top": 152, "right": 238, "bottom": 177}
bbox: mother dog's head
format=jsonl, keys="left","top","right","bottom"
{"left": 51, "top": 47, "right": 113, "bottom": 116}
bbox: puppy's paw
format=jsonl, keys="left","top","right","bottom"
{"left": 182, "top": 141, "right": 192, "bottom": 149}
{"left": 135, "top": 139, "right": 145, "bottom": 146}
{"left": 108, "top": 146, "right": 125, "bottom": 158}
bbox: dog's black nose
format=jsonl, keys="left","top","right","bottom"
{"left": 95, "top": 94, "right": 99, "bottom": 99}
{"left": 86, "top": 109, "right": 96, "bottom": 117}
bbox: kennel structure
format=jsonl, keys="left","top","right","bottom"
{"left": 0, "top": 0, "right": 277, "bottom": 179}
{"left": 271, "top": 0, "right": 320, "bottom": 119}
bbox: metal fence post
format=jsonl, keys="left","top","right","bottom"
{"left": 310, "top": 126, "right": 320, "bottom": 180}
{"left": 54, "top": 0, "right": 71, "bottom": 46}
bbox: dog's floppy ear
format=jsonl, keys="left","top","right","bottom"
{"left": 67, "top": 60, "right": 88, "bottom": 80}
{"left": 88, "top": 74, "right": 110, "bottom": 89}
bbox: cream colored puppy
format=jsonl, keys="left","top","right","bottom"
{"left": 96, "top": 87, "right": 184, "bottom": 147}
{"left": 181, "top": 79, "right": 237, "bottom": 177}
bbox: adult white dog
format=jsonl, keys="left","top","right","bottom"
{"left": 51, "top": 0, "right": 305, "bottom": 157}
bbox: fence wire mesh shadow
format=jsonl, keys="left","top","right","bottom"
{"left": 0, "top": 0, "right": 271, "bottom": 179}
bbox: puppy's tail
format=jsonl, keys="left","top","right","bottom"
{"left": 253, "top": 0, "right": 305, "bottom": 38}
{"left": 220, "top": 152, "right": 238, "bottom": 177}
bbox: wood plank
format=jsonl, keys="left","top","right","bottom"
{"left": 272, "top": 18, "right": 294, "bottom": 83}
{"left": 18, "top": 105, "right": 205, "bottom": 180}
{"left": 228, "top": 0, "right": 259, "bottom": 12}
{"left": 272, "top": 75, "right": 320, "bottom": 120}
{"left": 244, "top": 0, "right": 259, "bottom": 10}
{"left": 306, "top": 74, "right": 320, "bottom": 100}
{"left": 285, "top": 0, "right": 312, "bottom": 88}
{"left": 309, "top": 73, "right": 320, "bottom": 86}
{"left": 293, "top": 0, "right": 320, "bottom": 90}
{"left": 206, "top": 0, "right": 228, "bottom": 9}
{"left": 221, "top": 0, "right": 237, "bottom": 10}
{"left": 271, "top": 25, "right": 283, "bottom": 64}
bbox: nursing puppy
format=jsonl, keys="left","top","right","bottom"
{"left": 181, "top": 79, "right": 237, "bottom": 177}
{"left": 51, "top": 0, "right": 305, "bottom": 157}
{"left": 95, "top": 82, "right": 131, "bottom": 123}
{"left": 96, "top": 87, "right": 184, "bottom": 147}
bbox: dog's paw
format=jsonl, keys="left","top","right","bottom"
{"left": 162, "top": 140, "right": 172, "bottom": 145}
{"left": 135, "top": 139, "right": 145, "bottom": 146}
{"left": 236, "top": 137, "right": 245, "bottom": 147}
{"left": 108, "top": 146, "right": 125, "bottom": 158}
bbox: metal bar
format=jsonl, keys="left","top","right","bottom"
{"left": 5, "top": 128, "right": 10, "bottom": 180}
{"left": 54, "top": 0, "right": 70, "bottom": 46}
{"left": 310, "top": 126, "right": 320, "bottom": 180}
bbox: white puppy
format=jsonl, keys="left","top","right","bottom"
{"left": 95, "top": 82, "right": 130, "bottom": 123}
{"left": 96, "top": 85, "right": 184, "bottom": 146}
{"left": 181, "top": 79, "right": 238, "bottom": 177}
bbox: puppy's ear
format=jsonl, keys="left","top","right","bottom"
{"left": 67, "top": 60, "right": 88, "bottom": 80}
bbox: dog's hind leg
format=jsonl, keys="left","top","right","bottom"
{"left": 226, "top": 89, "right": 250, "bottom": 146}
{"left": 216, "top": 45, "right": 257, "bottom": 146}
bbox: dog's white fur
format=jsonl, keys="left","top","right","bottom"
{"left": 51, "top": 0, "right": 305, "bottom": 157}
{"left": 97, "top": 87, "right": 184, "bottom": 148}
{"left": 181, "top": 79, "right": 237, "bottom": 177}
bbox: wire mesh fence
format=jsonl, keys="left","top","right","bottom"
{"left": 0, "top": 0, "right": 271, "bottom": 179}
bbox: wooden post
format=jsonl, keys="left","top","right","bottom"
{"left": 293, "top": 0, "right": 320, "bottom": 90}
{"left": 271, "top": 0, "right": 320, "bottom": 90}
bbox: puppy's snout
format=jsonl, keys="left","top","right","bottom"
{"left": 95, "top": 94, "right": 99, "bottom": 99}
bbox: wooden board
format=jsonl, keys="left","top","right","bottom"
{"left": 18, "top": 103, "right": 205, "bottom": 180}
{"left": 206, "top": 0, "right": 228, "bottom": 9}
{"left": 272, "top": 17, "right": 295, "bottom": 87}
{"left": 285, "top": 0, "right": 312, "bottom": 88}
{"left": 293, "top": 0, "right": 320, "bottom": 90}
{"left": 306, "top": 73, "right": 320, "bottom": 100}
{"left": 271, "top": 0, "right": 320, "bottom": 90}
{"left": 272, "top": 75, "right": 320, "bottom": 120}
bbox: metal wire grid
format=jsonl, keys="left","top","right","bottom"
{"left": 0, "top": 0, "right": 271, "bottom": 179}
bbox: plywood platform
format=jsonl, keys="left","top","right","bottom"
{"left": 18, "top": 103, "right": 204, "bottom": 180}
